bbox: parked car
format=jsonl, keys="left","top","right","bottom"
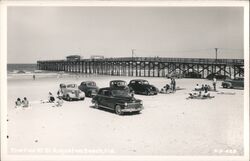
{"left": 109, "top": 80, "right": 131, "bottom": 92}
{"left": 128, "top": 79, "right": 159, "bottom": 95}
{"left": 166, "top": 72, "right": 183, "bottom": 79}
{"left": 92, "top": 87, "right": 143, "bottom": 115}
{"left": 60, "top": 83, "right": 85, "bottom": 101}
{"left": 183, "top": 72, "right": 202, "bottom": 78}
{"left": 207, "top": 73, "right": 230, "bottom": 80}
{"left": 78, "top": 81, "right": 99, "bottom": 97}
{"left": 221, "top": 77, "right": 244, "bottom": 89}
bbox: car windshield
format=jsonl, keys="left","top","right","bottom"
{"left": 235, "top": 78, "right": 244, "bottom": 81}
{"left": 67, "top": 84, "right": 77, "bottom": 88}
{"left": 142, "top": 80, "right": 149, "bottom": 85}
{"left": 116, "top": 81, "right": 126, "bottom": 86}
{"left": 87, "top": 82, "right": 96, "bottom": 86}
{"left": 111, "top": 90, "right": 130, "bottom": 97}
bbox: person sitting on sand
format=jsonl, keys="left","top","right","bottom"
{"left": 204, "top": 85, "right": 209, "bottom": 93}
{"left": 195, "top": 84, "right": 200, "bottom": 91}
{"left": 165, "top": 84, "right": 170, "bottom": 92}
{"left": 56, "top": 97, "right": 64, "bottom": 107}
{"left": 15, "top": 98, "right": 22, "bottom": 108}
{"left": 22, "top": 97, "right": 29, "bottom": 107}
{"left": 202, "top": 90, "right": 210, "bottom": 98}
{"left": 57, "top": 89, "right": 63, "bottom": 99}
{"left": 48, "top": 92, "right": 55, "bottom": 103}
{"left": 201, "top": 84, "right": 205, "bottom": 91}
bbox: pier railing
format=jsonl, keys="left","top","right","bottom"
{"left": 37, "top": 57, "right": 244, "bottom": 65}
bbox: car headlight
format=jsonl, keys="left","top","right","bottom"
{"left": 124, "top": 103, "right": 128, "bottom": 106}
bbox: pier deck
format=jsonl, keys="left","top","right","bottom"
{"left": 37, "top": 57, "right": 244, "bottom": 78}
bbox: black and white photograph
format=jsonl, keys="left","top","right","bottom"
{"left": 0, "top": 1, "right": 249, "bottom": 161}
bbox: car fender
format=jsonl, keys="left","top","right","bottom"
{"left": 67, "top": 93, "right": 75, "bottom": 97}
{"left": 79, "top": 92, "right": 85, "bottom": 97}
{"left": 223, "top": 82, "right": 232, "bottom": 88}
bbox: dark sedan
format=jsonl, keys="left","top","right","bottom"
{"left": 78, "top": 81, "right": 99, "bottom": 97}
{"left": 92, "top": 87, "right": 143, "bottom": 115}
{"left": 128, "top": 79, "right": 159, "bottom": 95}
{"left": 207, "top": 73, "right": 230, "bottom": 80}
{"left": 110, "top": 80, "right": 127, "bottom": 89}
{"left": 221, "top": 77, "right": 244, "bottom": 89}
{"left": 183, "top": 72, "right": 202, "bottom": 78}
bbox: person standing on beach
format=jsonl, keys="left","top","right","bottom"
{"left": 172, "top": 78, "right": 176, "bottom": 92}
{"left": 170, "top": 78, "right": 173, "bottom": 91}
{"left": 33, "top": 74, "right": 36, "bottom": 80}
{"left": 213, "top": 77, "right": 217, "bottom": 91}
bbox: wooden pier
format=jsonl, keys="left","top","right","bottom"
{"left": 37, "top": 57, "right": 244, "bottom": 78}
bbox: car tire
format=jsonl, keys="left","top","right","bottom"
{"left": 87, "top": 91, "right": 92, "bottom": 97}
{"left": 223, "top": 84, "right": 228, "bottom": 88}
{"left": 115, "top": 105, "right": 123, "bottom": 115}
{"left": 94, "top": 102, "right": 99, "bottom": 109}
{"left": 66, "top": 95, "right": 71, "bottom": 101}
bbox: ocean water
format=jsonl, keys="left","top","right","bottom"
{"left": 7, "top": 64, "right": 37, "bottom": 73}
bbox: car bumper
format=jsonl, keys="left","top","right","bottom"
{"left": 69, "top": 95, "right": 85, "bottom": 99}
{"left": 121, "top": 105, "right": 143, "bottom": 112}
{"left": 149, "top": 91, "right": 158, "bottom": 95}
{"left": 121, "top": 107, "right": 143, "bottom": 112}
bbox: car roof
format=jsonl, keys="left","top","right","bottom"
{"left": 81, "top": 81, "right": 95, "bottom": 83}
{"left": 60, "top": 83, "right": 77, "bottom": 85}
{"left": 130, "top": 79, "right": 147, "bottom": 81}
{"left": 110, "top": 80, "right": 126, "bottom": 82}
{"left": 99, "top": 87, "right": 110, "bottom": 91}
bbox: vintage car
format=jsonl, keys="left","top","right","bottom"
{"left": 78, "top": 81, "right": 99, "bottom": 97}
{"left": 183, "top": 72, "right": 202, "bottom": 78}
{"left": 207, "top": 73, "right": 230, "bottom": 80}
{"left": 128, "top": 79, "right": 159, "bottom": 95}
{"left": 60, "top": 83, "right": 85, "bottom": 101}
{"left": 92, "top": 87, "right": 143, "bottom": 115}
{"left": 221, "top": 77, "right": 244, "bottom": 89}
{"left": 166, "top": 72, "right": 183, "bottom": 79}
{"left": 109, "top": 80, "right": 131, "bottom": 92}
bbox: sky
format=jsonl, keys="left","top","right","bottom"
{"left": 7, "top": 6, "right": 244, "bottom": 64}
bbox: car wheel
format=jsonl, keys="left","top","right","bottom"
{"left": 115, "top": 105, "right": 123, "bottom": 115}
{"left": 66, "top": 95, "right": 71, "bottom": 101}
{"left": 94, "top": 102, "right": 99, "bottom": 109}
{"left": 223, "top": 84, "right": 228, "bottom": 88}
{"left": 87, "top": 91, "right": 92, "bottom": 97}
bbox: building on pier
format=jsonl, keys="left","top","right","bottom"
{"left": 66, "top": 55, "right": 81, "bottom": 61}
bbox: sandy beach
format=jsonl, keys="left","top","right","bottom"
{"left": 6, "top": 74, "right": 244, "bottom": 155}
